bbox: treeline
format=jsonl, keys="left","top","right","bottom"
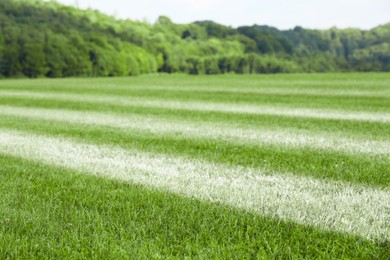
{"left": 0, "top": 0, "right": 159, "bottom": 78}
{"left": 0, "top": 0, "right": 389, "bottom": 78}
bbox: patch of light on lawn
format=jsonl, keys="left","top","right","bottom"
{"left": 0, "top": 90, "right": 389, "bottom": 123}
{"left": 0, "top": 129, "right": 388, "bottom": 242}
{"left": 0, "top": 105, "right": 389, "bottom": 157}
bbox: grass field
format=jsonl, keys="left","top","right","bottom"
{"left": 0, "top": 73, "right": 389, "bottom": 258}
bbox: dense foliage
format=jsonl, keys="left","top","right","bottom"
{"left": 0, "top": 0, "right": 389, "bottom": 78}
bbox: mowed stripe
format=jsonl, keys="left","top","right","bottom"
{"left": 1, "top": 90, "right": 390, "bottom": 123}
{"left": 95, "top": 85, "right": 390, "bottom": 98}
{"left": 1, "top": 105, "right": 390, "bottom": 157}
{"left": 1, "top": 75, "right": 390, "bottom": 95}
{"left": 6, "top": 84, "right": 389, "bottom": 98}
{"left": 0, "top": 129, "right": 388, "bottom": 242}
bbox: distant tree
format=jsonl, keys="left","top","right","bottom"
{"left": 0, "top": 41, "right": 22, "bottom": 77}
{"left": 21, "top": 41, "right": 48, "bottom": 77}
{"left": 204, "top": 57, "right": 220, "bottom": 74}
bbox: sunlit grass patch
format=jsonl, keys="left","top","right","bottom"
{"left": 0, "top": 129, "right": 389, "bottom": 242}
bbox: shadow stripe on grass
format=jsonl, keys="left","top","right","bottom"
{"left": 0, "top": 129, "right": 388, "bottom": 242}
{"left": 1, "top": 105, "right": 389, "bottom": 157}
{"left": 0, "top": 90, "right": 389, "bottom": 122}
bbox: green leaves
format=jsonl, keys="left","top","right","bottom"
{"left": 0, "top": 0, "right": 389, "bottom": 78}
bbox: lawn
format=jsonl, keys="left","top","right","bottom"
{"left": 0, "top": 73, "right": 389, "bottom": 258}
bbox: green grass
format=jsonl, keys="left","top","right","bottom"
{"left": 1, "top": 97, "right": 390, "bottom": 140}
{"left": 1, "top": 155, "right": 388, "bottom": 259}
{"left": 0, "top": 73, "right": 389, "bottom": 258}
{"left": 1, "top": 83, "right": 389, "bottom": 112}
{"left": 0, "top": 116, "right": 389, "bottom": 188}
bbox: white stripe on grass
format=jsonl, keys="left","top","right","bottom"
{"left": 0, "top": 129, "right": 388, "bottom": 241}
{"left": 2, "top": 79, "right": 390, "bottom": 97}
{"left": 0, "top": 90, "right": 389, "bottom": 123}
{"left": 85, "top": 85, "right": 390, "bottom": 98}
{"left": 1, "top": 105, "right": 390, "bottom": 157}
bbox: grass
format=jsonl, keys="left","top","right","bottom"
{"left": 0, "top": 115, "right": 389, "bottom": 187}
{"left": 0, "top": 73, "right": 389, "bottom": 258}
{"left": 1, "top": 155, "right": 389, "bottom": 259}
{"left": 1, "top": 84, "right": 390, "bottom": 112}
{"left": 0, "top": 100, "right": 389, "bottom": 139}
{"left": 1, "top": 129, "right": 388, "bottom": 241}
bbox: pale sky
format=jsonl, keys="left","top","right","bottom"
{"left": 54, "top": 0, "right": 390, "bottom": 30}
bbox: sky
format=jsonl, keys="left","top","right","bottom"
{"left": 54, "top": 0, "right": 390, "bottom": 30}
